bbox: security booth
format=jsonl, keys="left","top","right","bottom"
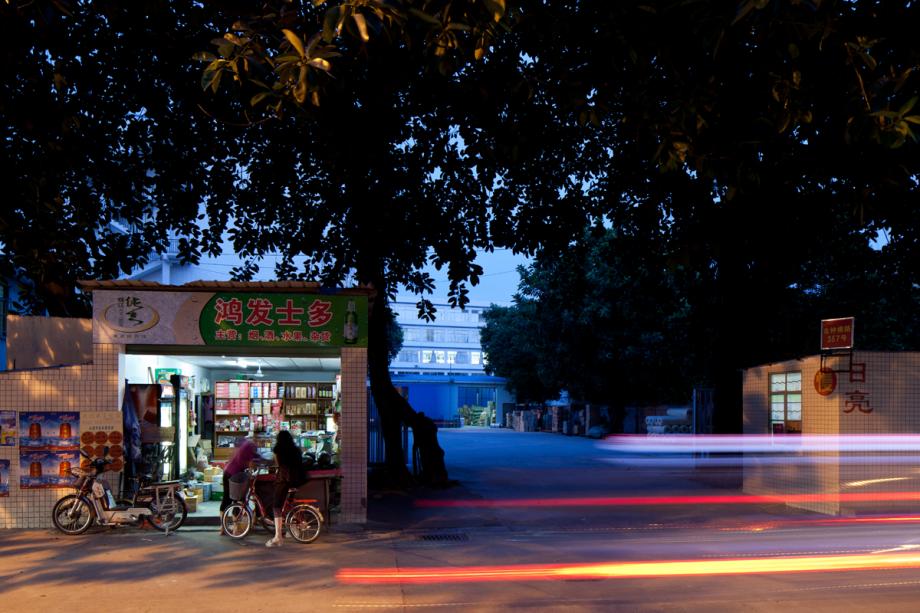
{"left": 0, "top": 280, "right": 371, "bottom": 528}
{"left": 742, "top": 318, "right": 920, "bottom": 516}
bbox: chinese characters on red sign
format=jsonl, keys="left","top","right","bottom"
{"left": 821, "top": 317, "right": 855, "bottom": 350}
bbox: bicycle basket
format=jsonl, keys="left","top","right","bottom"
{"left": 228, "top": 476, "right": 250, "bottom": 501}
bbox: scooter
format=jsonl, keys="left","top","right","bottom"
{"left": 51, "top": 448, "right": 184, "bottom": 535}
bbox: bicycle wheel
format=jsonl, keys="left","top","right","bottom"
{"left": 52, "top": 495, "right": 94, "bottom": 535}
{"left": 147, "top": 492, "right": 187, "bottom": 531}
{"left": 285, "top": 505, "right": 322, "bottom": 543}
{"left": 221, "top": 503, "right": 253, "bottom": 539}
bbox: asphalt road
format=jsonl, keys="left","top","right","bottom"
{"left": 4, "top": 427, "right": 920, "bottom": 612}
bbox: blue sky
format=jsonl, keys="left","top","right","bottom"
{"left": 395, "top": 249, "right": 529, "bottom": 308}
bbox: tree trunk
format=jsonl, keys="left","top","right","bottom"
{"left": 367, "top": 281, "right": 449, "bottom": 487}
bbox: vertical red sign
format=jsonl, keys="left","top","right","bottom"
{"left": 821, "top": 317, "right": 855, "bottom": 350}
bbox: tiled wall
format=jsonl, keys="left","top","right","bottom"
{"left": 743, "top": 351, "right": 920, "bottom": 516}
{"left": 0, "top": 344, "right": 123, "bottom": 528}
{"left": 339, "top": 347, "right": 368, "bottom": 524}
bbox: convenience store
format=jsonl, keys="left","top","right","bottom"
{"left": 0, "top": 280, "right": 371, "bottom": 528}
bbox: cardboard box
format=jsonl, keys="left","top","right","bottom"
{"left": 184, "top": 496, "right": 198, "bottom": 513}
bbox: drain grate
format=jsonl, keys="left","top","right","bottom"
{"left": 416, "top": 533, "right": 469, "bottom": 542}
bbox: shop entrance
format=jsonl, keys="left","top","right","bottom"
{"left": 123, "top": 351, "right": 342, "bottom": 518}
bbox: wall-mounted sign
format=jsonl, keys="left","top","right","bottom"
{"left": 20, "top": 450, "right": 80, "bottom": 489}
{"left": 821, "top": 317, "right": 855, "bottom": 350}
{"left": 814, "top": 368, "right": 837, "bottom": 396}
{"left": 80, "top": 412, "right": 125, "bottom": 473}
{"left": 92, "top": 290, "right": 368, "bottom": 349}
{"left": 19, "top": 412, "right": 80, "bottom": 450}
{"left": 0, "top": 459, "right": 9, "bottom": 496}
{"left": 0, "top": 410, "right": 16, "bottom": 446}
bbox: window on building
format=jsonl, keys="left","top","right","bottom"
{"left": 447, "top": 350, "right": 457, "bottom": 364}
{"left": 422, "top": 350, "right": 434, "bottom": 364}
{"left": 770, "top": 372, "right": 802, "bottom": 434}
{"left": 397, "top": 349, "right": 419, "bottom": 363}
{"left": 405, "top": 329, "right": 426, "bottom": 342}
{"left": 455, "top": 351, "right": 469, "bottom": 364}
{"left": 434, "top": 350, "right": 446, "bottom": 364}
{"left": 471, "top": 351, "right": 481, "bottom": 366}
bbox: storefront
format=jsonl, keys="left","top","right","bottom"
{"left": 742, "top": 350, "right": 920, "bottom": 516}
{"left": 0, "top": 280, "right": 371, "bottom": 528}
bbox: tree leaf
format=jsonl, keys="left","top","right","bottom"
{"left": 250, "top": 91, "right": 271, "bottom": 107}
{"left": 282, "top": 28, "right": 306, "bottom": 58}
{"left": 294, "top": 66, "right": 308, "bottom": 103}
{"left": 352, "top": 13, "right": 370, "bottom": 42}
{"left": 308, "top": 57, "right": 332, "bottom": 71}
{"left": 898, "top": 96, "right": 918, "bottom": 116}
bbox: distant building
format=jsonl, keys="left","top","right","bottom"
{"left": 389, "top": 301, "right": 514, "bottom": 426}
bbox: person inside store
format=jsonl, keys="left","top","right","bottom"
{"left": 266, "top": 429, "right": 307, "bottom": 547}
{"left": 219, "top": 437, "right": 266, "bottom": 535}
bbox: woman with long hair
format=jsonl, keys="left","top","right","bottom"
{"left": 266, "top": 430, "right": 306, "bottom": 547}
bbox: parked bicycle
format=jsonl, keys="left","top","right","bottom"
{"left": 52, "top": 448, "right": 186, "bottom": 535}
{"left": 221, "top": 467, "right": 323, "bottom": 543}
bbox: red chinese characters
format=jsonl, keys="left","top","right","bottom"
{"left": 276, "top": 299, "right": 305, "bottom": 326}
{"left": 843, "top": 390, "right": 873, "bottom": 414}
{"left": 307, "top": 300, "right": 333, "bottom": 327}
{"left": 245, "top": 298, "right": 274, "bottom": 326}
{"left": 214, "top": 298, "right": 244, "bottom": 325}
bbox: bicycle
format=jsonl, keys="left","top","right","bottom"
{"left": 221, "top": 467, "right": 323, "bottom": 543}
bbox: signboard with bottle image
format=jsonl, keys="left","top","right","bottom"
{"left": 200, "top": 293, "right": 368, "bottom": 348}
{"left": 93, "top": 288, "right": 372, "bottom": 347}
{"left": 0, "top": 459, "right": 9, "bottom": 496}
{"left": 1, "top": 410, "right": 16, "bottom": 446}
{"left": 19, "top": 412, "right": 80, "bottom": 450}
{"left": 20, "top": 450, "right": 80, "bottom": 489}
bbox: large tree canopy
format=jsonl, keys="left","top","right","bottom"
{"left": 2, "top": 0, "right": 918, "bottom": 445}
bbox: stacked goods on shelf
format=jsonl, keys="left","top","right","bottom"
{"left": 214, "top": 379, "right": 339, "bottom": 457}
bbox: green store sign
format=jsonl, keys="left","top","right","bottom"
{"left": 199, "top": 293, "right": 367, "bottom": 348}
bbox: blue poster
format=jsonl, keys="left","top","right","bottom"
{"left": 19, "top": 412, "right": 80, "bottom": 450}
{"left": 0, "top": 459, "right": 9, "bottom": 496}
{"left": 19, "top": 450, "right": 79, "bottom": 489}
{"left": 0, "top": 411, "right": 15, "bottom": 446}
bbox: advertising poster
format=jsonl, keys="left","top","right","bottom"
{"left": 0, "top": 459, "right": 9, "bottom": 496}
{"left": 19, "top": 412, "right": 80, "bottom": 450}
{"left": 19, "top": 450, "right": 80, "bottom": 489}
{"left": 80, "top": 412, "right": 125, "bottom": 472}
{"left": 0, "top": 410, "right": 16, "bottom": 446}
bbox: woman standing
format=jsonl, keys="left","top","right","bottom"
{"left": 219, "top": 437, "right": 263, "bottom": 536}
{"left": 266, "top": 430, "right": 306, "bottom": 547}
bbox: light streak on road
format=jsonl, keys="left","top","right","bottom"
{"left": 415, "top": 491, "right": 920, "bottom": 508}
{"left": 601, "top": 434, "right": 920, "bottom": 454}
{"left": 337, "top": 551, "right": 920, "bottom": 584}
